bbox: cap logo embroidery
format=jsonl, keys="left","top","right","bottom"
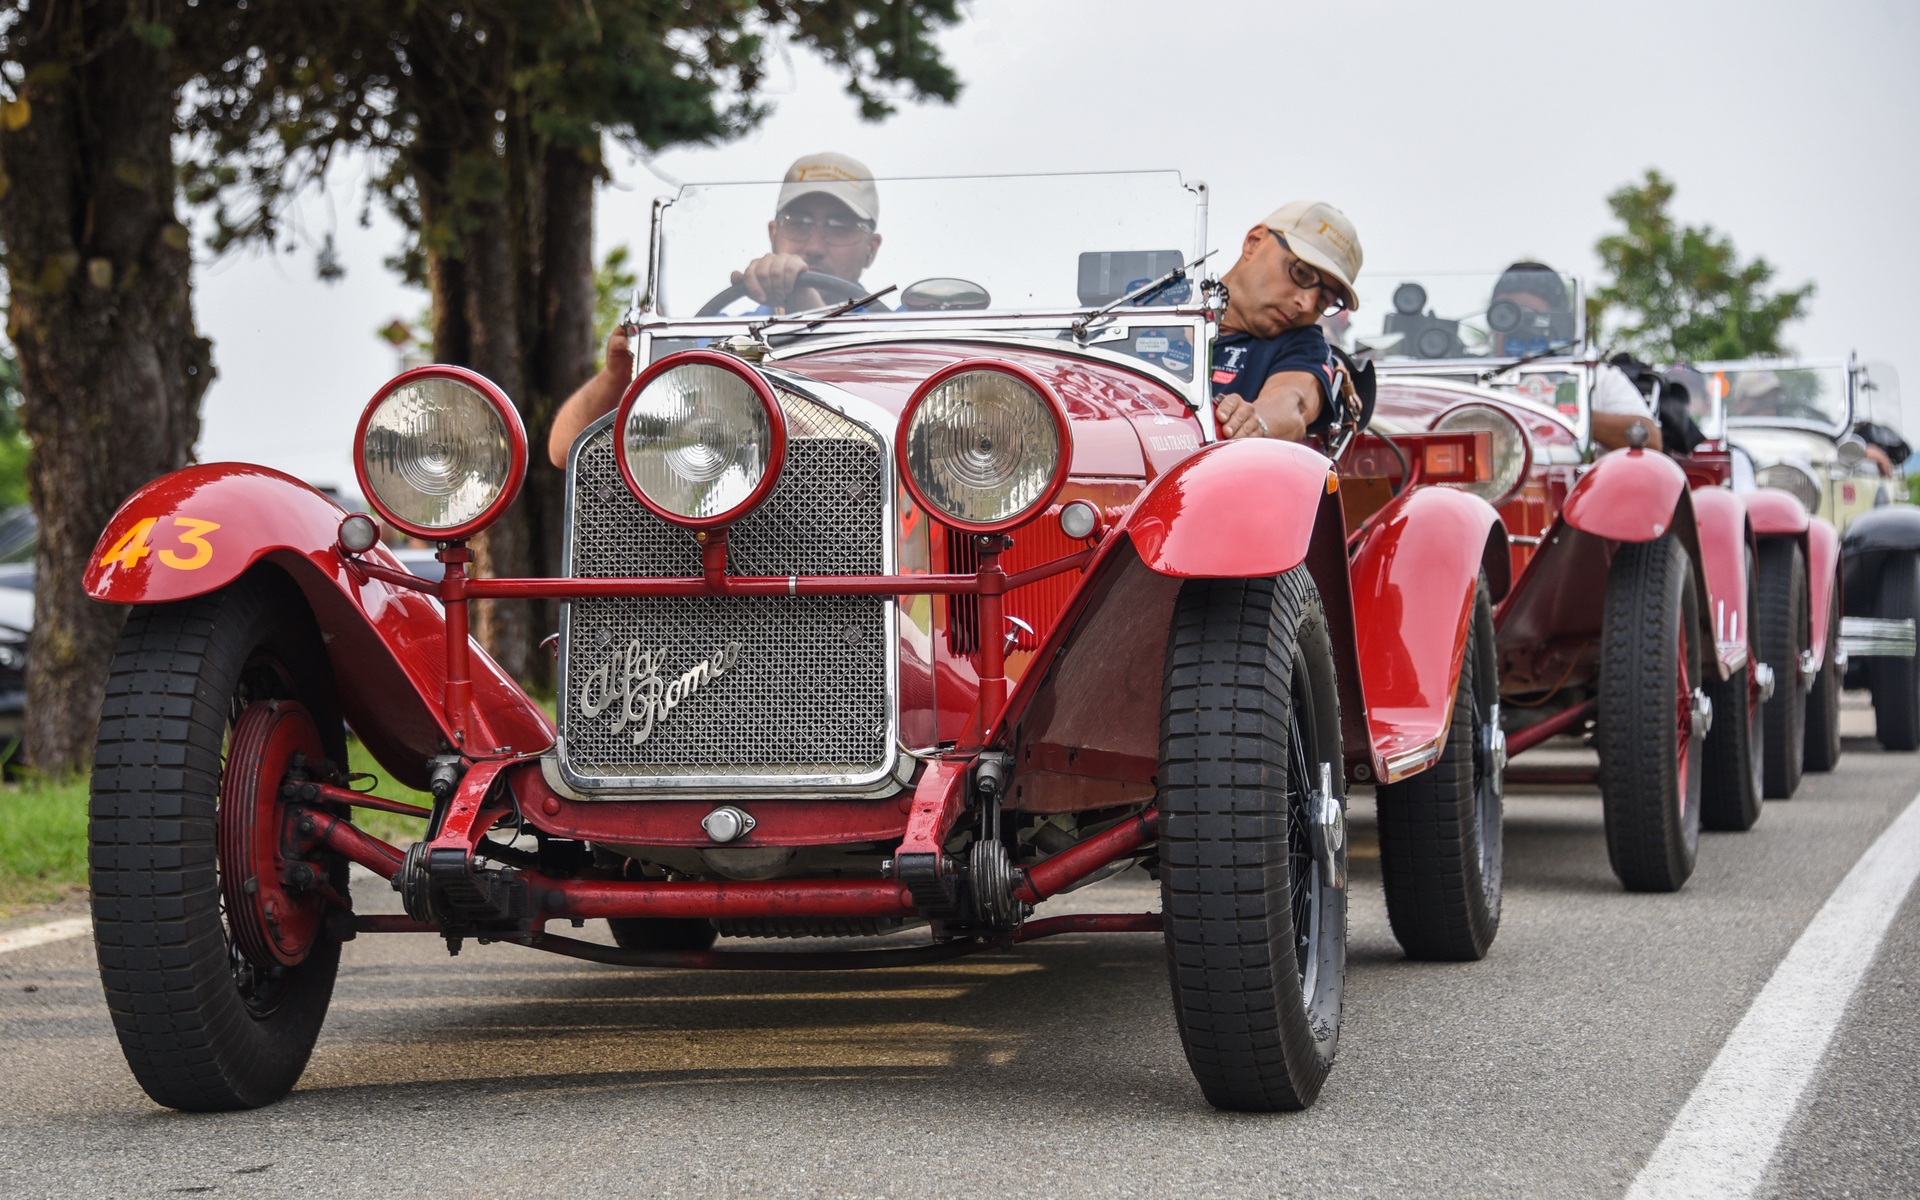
{"left": 792, "top": 165, "right": 863, "bottom": 183}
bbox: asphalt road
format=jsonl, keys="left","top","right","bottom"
{"left": 1, "top": 698, "right": 1915, "bottom": 1199}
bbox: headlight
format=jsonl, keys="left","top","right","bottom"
{"left": 1757, "top": 463, "right": 1822, "bottom": 513}
{"left": 616, "top": 351, "right": 785, "bottom": 529}
{"left": 897, "top": 361, "right": 1071, "bottom": 533}
{"left": 355, "top": 366, "right": 526, "bottom": 540}
{"left": 1430, "top": 402, "right": 1531, "bottom": 506}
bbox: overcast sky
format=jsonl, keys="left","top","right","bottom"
{"left": 193, "top": 0, "right": 1920, "bottom": 490}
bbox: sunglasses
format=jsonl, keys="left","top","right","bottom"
{"left": 1271, "top": 230, "right": 1349, "bottom": 316}
{"left": 775, "top": 210, "right": 876, "bottom": 247}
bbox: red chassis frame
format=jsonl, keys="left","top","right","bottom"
{"left": 301, "top": 517, "right": 1157, "bottom": 965}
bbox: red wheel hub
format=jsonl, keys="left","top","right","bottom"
{"left": 218, "top": 700, "right": 329, "bottom": 967}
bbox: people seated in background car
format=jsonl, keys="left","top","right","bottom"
{"left": 1483, "top": 262, "right": 1659, "bottom": 451}
{"left": 1211, "top": 201, "right": 1362, "bottom": 443}
{"left": 1733, "top": 371, "right": 1902, "bottom": 476}
{"left": 545, "top": 152, "right": 883, "bottom": 467}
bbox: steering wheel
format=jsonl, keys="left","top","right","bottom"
{"left": 695, "top": 270, "right": 867, "bottom": 318}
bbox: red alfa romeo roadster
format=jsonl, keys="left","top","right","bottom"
{"left": 85, "top": 172, "right": 1513, "bottom": 1113}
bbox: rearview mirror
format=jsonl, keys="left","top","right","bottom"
{"left": 901, "top": 277, "right": 991, "bottom": 311}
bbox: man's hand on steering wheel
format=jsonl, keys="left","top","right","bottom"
{"left": 736, "top": 253, "right": 826, "bottom": 312}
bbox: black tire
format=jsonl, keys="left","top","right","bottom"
{"left": 608, "top": 918, "right": 718, "bottom": 951}
{"left": 1596, "top": 534, "right": 1704, "bottom": 891}
{"left": 1803, "top": 578, "right": 1843, "bottom": 773}
{"left": 1869, "top": 554, "right": 1920, "bottom": 751}
{"left": 1376, "top": 574, "right": 1502, "bottom": 961}
{"left": 1159, "top": 568, "right": 1347, "bottom": 1112}
{"left": 1702, "top": 548, "right": 1764, "bottom": 832}
{"left": 90, "top": 568, "right": 346, "bottom": 1111}
{"left": 1756, "top": 539, "right": 1808, "bottom": 797}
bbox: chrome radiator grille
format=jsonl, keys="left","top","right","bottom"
{"left": 558, "top": 392, "right": 892, "bottom": 789}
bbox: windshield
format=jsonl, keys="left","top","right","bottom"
{"left": 650, "top": 170, "right": 1205, "bottom": 321}
{"left": 1328, "top": 268, "right": 1583, "bottom": 361}
{"left": 1705, "top": 361, "right": 1849, "bottom": 431}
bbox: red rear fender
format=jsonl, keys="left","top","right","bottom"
{"left": 86, "top": 465, "right": 554, "bottom": 788}
{"left": 1349, "top": 486, "right": 1507, "bottom": 781}
{"left": 1123, "top": 438, "right": 1332, "bottom": 577}
{"left": 1563, "top": 449, "right": 1689, "bottom": 543}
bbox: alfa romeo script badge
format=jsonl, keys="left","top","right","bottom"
{"left": 577, "top": 639, "right": 742, "bottom": 746}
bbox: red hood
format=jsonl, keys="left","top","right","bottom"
{"left": 776, "top": 341, "right": 1199, "bottom": 479}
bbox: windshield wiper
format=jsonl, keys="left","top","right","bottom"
{"left": 1071, "top": 251, "right": 1214, "bottom": 343}
{"left": 1478, "top": 340, "right": 1579, "bottom": 382}
{"left": 749, "top": 285, "right": 899, "bottom": 342}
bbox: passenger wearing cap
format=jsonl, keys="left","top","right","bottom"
{"left": 546, "top": 152, "right": 883, "bottom": 466}
{"left": 1490, "top": 262, "right": 1660, "bottom": 451}
{"left": 1210, "top": 201, "right": 1362, "bottom": 443}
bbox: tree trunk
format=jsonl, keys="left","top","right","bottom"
{"left": 416, "top": 118, "right": 597, "bottom": 693}
{"left": 0, "top": 4, "right": 209, "bottom": 774}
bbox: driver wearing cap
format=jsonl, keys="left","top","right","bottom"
{"left": 729, "top": 151, "right": 884, "bottom": 315}
{"left": 1211, "top": 201, "right": 1362, "bottom": 443}
{"left": 546, "top": 152, "right": 883, "bottom": 467}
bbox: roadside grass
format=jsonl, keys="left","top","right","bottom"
{"left": 0, "top": 736, "right": 442, "bottom": 917}
{"left": 344, "top": 735, "right": 435, "bottom": 847}
{"left": 0, "top": 776, "right": 89, "bottom": 914}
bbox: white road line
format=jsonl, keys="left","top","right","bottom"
{"left": 1627, "top": 789, "right": 1920, "bottom": 1200}
{"left": 0, "top": 916, "right": 92, "bottom": 957}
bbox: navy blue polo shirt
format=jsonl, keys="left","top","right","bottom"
{"left": 1210, "top": 326, "right": 1338, "bottom": 423}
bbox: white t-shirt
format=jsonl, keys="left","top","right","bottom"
{"left": 1591, "top": 363, "right": 1655, "bottom": 416}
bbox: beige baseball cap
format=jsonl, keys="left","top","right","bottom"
{"left": 1263, "top": 200, "right": 1363, "bottom": 311}
{"left": 776, "top": 152, "right": 879, "bottom": 224}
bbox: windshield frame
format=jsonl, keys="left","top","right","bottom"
{"left": 637, "top": 169, "right": 1211, "bottom": 324}
{"left": 1342, "top": 269, "right": 1587, "bottom": 365}
{"left": 1700, "top": 356, "right": 1853, "bottom": 438}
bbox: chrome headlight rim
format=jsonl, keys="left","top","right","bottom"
{"left": 1428, "top": 400, "right": 1533, "bottom": 508}
{"left": 353, "top": 364, "right": 528, "bottom": 542}
{"left": 613, "top": 349, "right": 788, "bottom": 531}
{"left": 895, "top": 359, "right": 1073, "bottom": 535}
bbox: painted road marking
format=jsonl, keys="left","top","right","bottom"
{"left": 1627, "top": 789, "right": 1920, "bottom": 1200}
{"left": 0, "top": 917, "right": 91, "bottom": 957}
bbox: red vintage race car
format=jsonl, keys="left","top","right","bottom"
{"left": 83, "top": 171, "right": 1512, "bottom": 1114}
{"left": 1346, "top": 267, "right": 1839, "bottom": 891}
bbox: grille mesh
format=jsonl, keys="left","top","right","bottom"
{"left": 560, "top": 393, "right": 890, "bottom": 782}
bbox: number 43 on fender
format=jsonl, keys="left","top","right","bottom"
{"left": 98, "top": 516, "right": 221, "bottom": 572}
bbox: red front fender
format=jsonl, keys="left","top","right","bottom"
{"left": 1744, "top": 489, "right": 1839, "bottom": 671}
{"left": 1807, "top": 516, "right": 1840, "bottom": 669}
{"left": 1563, "top": 448, "right": 1689, "bottom": 543}
{"left": 86, "top": 464, "right": 553, "bottom": 788}
{"left": 1691, "top": 486, "right": 1755, "bottom": 678}
{"left": 1123, "top": 438, "right": 1332, "bottom": 577}
{"left": 1744, "top": 488, "right": 1810, "bottom": 537}
{"left": 1349, "top": 485, "right": 1507, "bottom": 781}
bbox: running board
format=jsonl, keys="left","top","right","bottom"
{"left": 1839, "top": 616, "right": 1916, "bottom": 660}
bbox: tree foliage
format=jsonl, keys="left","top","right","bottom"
{"left": 175, "top": 0, "right": 963, "bottom": 684}
{"left": 1588, "top": 169, "right": 1814, "bottom": 362}
{"left": 178, "top": 1, "right": 963, "bottom": 288}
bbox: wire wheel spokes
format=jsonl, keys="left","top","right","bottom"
{"left": 1674, "top": 624, "right": 1693, "bottom": 815}
{"left": 1285, "top": 677, "right": 1323, "bottom": 1004}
